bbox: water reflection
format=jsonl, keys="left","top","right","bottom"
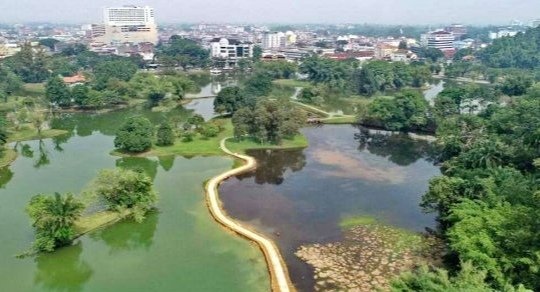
{"left": 354, "top": 126, "right": 436, "bottom": 166}
{"left": 90, "top": 212, "right": 158, "bottom": 254}
{"left": 219, "top": 125, "right": 440, "bottom": 291}
{"left": 158, "top": 155, "right": 175, "bottom": 172}
{"left": 0, "top": 167, "right": 13, "bottom": 189}
{"left": 34, "top": 140, "right": 51, "bottom": 169}
{"left": 34, "top": 242, "right": 93, "bottom": 292}
{"left": 115, "top": 157, "right": 159, "bottom": 181}
{"left": 237, "top": 149, "right": 306, "bottom": 185}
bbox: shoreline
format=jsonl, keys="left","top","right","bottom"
{"left": 204, "top": 138, "right": 295, "bottom": 292}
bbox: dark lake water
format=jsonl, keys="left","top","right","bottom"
{"left": 219, "top": 125, "right": 440, "bottom": 291}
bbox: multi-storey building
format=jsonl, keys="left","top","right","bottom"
{"left": 93, "top": 5, "right": 158, "bottom": 45}
{"left": 445, "top": 24, "right": 467, "bottom": 40}
{"left": 210, "top": 38, "right": 253, "bottom": 67}
{"left": 421, "top": 30, "right": 455, "bottom": 51}
{"left": 262, "top": 32, "right": 285, "bottom": 49}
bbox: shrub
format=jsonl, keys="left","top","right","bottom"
{"left": 156, "top": 122, "right": 174, "bottom": 146}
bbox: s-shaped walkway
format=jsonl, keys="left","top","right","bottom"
{"left": 205, "top": 138, "right": 294, "bottom": 292}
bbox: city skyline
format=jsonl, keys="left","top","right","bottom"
{"left": 1, "top": 0, "right": 539, "bottom": 25}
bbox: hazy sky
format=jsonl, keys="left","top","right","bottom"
{"left": 0, "top": 0, "right": 539, "bottom": 25}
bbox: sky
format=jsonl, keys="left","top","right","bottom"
{"left": 0, "top": 0, "right": 539, "bottom": 25}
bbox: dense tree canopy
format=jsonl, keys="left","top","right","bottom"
{"left": 158, "top": 36, "right": 210, "bottom": 70}
{"left": 93, "top": 168, "right": 157, "bottom": 222}
{"left": 232, "top": 99, "right": 305, "bottom": 144}
{"left": 114, "top": 116, "right": 154, "bottom": 153}
{"left": 478, "top": 27, "right": 540, "bottom": 69}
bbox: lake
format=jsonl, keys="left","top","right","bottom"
{"left": 0, "top": 106, "right": 269, "bottom": 292}
{"left": 219, "top": 125, "right": 440, "bottom": 291}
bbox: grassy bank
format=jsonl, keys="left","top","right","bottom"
{"left": 8, "top": 127, "right": 68, "bottom": 143}
{"left": 0, "top": 148, "right": 18, "bottom": 168}
{"left": 74, "top": 209, "right": 133, "bottom": 237}
{"left": 112, "top": 119, "right": 309, "bottom": 158}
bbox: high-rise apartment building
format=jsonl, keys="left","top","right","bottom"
{"left": 93, "top": 5, "right": 158, "bottom": 45}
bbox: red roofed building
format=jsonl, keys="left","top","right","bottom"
{"left": 63, "top": 73, "right": 86, "bottom": 86}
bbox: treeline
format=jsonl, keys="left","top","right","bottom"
{"left": 478, "top": 27, "right": 540, "bottom": 69}
{"left": 299, "top": 56, "right": 435, "bottom": 97}
{"left": 390, "top": 85, "right": 540, "bottom": 290}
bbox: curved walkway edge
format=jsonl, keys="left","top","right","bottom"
{"left": 204, "top": 138, "right": 294, "bottom": 292}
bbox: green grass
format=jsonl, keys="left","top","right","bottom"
{"left": 227, "top": 134, "right": 308, "bottom": 154}
{"left": 7, "top": 126, "right": 68, "bottom": 143}
{"left": 339, "top": 215, "right": 377, "bottom": 229}
{"left": 0, "top": 148, "right": 18, "bottom": 168}
{"left": 272, "top": 79, "right": 312, "bottom": 88}
{"left": 112, "top": 118, "right": 309, "bottom": 158}
{"left": 74, "top": 209, "right": 132, "bottom": 237}
{"left": 323, "top": 116, "right": 359, "bottom": 124}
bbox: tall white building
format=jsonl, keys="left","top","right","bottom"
{"left": 262, "top": 32, "right": 285, "bottom": 49}
{"left": 93, "top": 5, "right": 158, "bottom": 45}
{"left": 421, "top": 30, "right": 455, "bottom": 51}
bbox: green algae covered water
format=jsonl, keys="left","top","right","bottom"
{"left": 0, "top": 107, "right": 269, "bottom": 291}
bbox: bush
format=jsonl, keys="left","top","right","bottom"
{"left": 199, "top": 123, "right": 220, "bottom": 138}
{"left": 156, "top": 122, "right": 175, "bottom": 146}
{"left": 94, "top": 168, "right": 157, "bottom": 222}
{"left": 114, "top": 116, "right": 154, "bottom": 152}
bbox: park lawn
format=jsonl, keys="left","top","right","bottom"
{"left": 322, "top": 116, "right": 359, "bottom": 124}
{"left": 272, "top": 79, "right": 312, "bottom": 88}
{"left": 0, "top": 148, "right": 18, "bottom": 168}
{"left": 226, "top": 134, "right": 308, "bottom": 154}
{"left": 112, "top": 118, "right": 309, "bottom": 157}
{"left": 8, "top": 126, "right": 68, "bottom": 143}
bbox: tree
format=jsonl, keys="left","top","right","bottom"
{"left": 71, "top": 84, "right": 90, "bottom": 106}
{"left": 498, "top": 74, "right": 533, "bottom": 96}
{"left": 243, "top": 73, "right": 273, "bottom": 97}
{"left": 93, "top": 59, "right": 138, "bottom": 90}
{"left": 158, "top": 36, "right": 210, "bottom": 70}
{"left": 232, "top": 99, "right": 305, "bottom": 144}
{"left": 252, "top": 45, "right": 263, "bottom": 62}
{"left": 38, "top": 38, "right": 60, "bottom": 51}
{"left": 156, "top": 122, "right": 175, "bottom": 146}
{"left": 26, "top": 193, "right": 85, "bottom": 252}
{"left": 213, "top": 86, "right": 247, "bottom": 114}
{"left": 0, "top": 117, "right": 8, "bottom": 147}
{"left": 93, "top": 168, "right": 157, "bottom": 222}
{"left": 30, "top": 112, "right": 47, "bottom": 137}
{"left": 199, "top": 122, "right": 220, "bottom": 138}
{"left": 4, "top": 43, "right": 50, "bottom": 83}
{"left": 187, "top": 114, "right": 205, "bottom": 129}
{"left": 0, "top": 65, "right": 23, "bottom": 97}
{"left": 390, "top": 262, "right": 494, "bottom": 292}
{"left": 363, "top": 90, "right": 429, "bottom": 131}
{"left": 45, "top": 76, "right": 71, "bottom": 106}
{"left": 114, "top": 116, "right": 154, "bottom": 153}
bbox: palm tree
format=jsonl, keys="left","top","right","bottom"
{"left": 27, "top": 192, "right": 85, "bottom": 251}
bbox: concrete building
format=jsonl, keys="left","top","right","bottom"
{"left": 445, "top": 24, "right": 467, "bottom": 40}
{"left": 210, "top": 38, "right": 253, "bottom": 67}
{"left": 262, "top": 32, "right": 285, "bottom": 49}
{"left": 93, "top": 5, "right": 158, "bottom": 45}
{"left": 421, "top": 30, "right": 455, "bottom": 51}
